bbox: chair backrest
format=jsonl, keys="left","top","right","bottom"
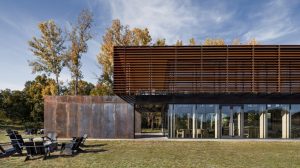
{"left": 7, "top": 132, "right": 24, "bottom": 153}
{"left": 47, "top": 132, "right": 57, "bottom": 141}
{"left": 6, "top": 129, "right": 12, "bottom": 135}
{"left": 24, "top": 141, "right": 46, "bottom": 156}
{"left": 72, "top": 137, "right": 84, "bottom": 150}
{"left": 82, "top": 134, "right": 88, "bottom": 144}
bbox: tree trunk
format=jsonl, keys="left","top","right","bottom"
{"left": 75, "top": 76, "right": 78, "bottom": 95}
{"left": 55, "top": 74, "right": 59, "bottom": 95}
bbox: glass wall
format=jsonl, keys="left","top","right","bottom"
{"left": 243, "top": 104, "right": 263, "bottom": 138}
{"left": 291, "top": 104, "right": 300, "bottom": 138}
{"left": 168, "top": 104, "right": 298, "bottom": 139}
{"left": 168, "top": 104, "right": 217, "bottom": 138}
{"left": 266, "top": 104, "right": 289, "bottom": 138}
{"left": 196, "top": 105, "right": 216, "bottom": 138}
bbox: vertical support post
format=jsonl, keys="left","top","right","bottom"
{"left": 215, "top": 106, "right": 221, "bottom": 139}
{"left": 168, "top": 107, "right": 171, "bottom": 138}
{"left": 192, "top": 105, "right": 196, "bottom": 138}
{"left": 260, "top": 112, "right": 267, "bottom": 138}
{"left": 173, "top": 105, "right": 176, "bottom": 138}
{"left": 238, "top": 110, "right": 244, "bottom": 137}
{"left": 229, "top": 108, "right": 234, "bottom": 136}
{"left": 282, "top": 110, "right": 290, "bottom": 139}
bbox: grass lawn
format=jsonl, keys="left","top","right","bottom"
{"left": 0, "top": 130, "right": 300, "bottom": 168}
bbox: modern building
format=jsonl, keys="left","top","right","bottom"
{"left": 113, "top": 45, "right": 300, "bottom": 139}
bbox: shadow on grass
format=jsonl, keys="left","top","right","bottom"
{"left": 42, "top": 149, "right": 108, "bottom": 160}
{"left": 19, "top": 148, "right": 108, "bottom": 161}
{"left": 81, "top": 143, "right": 107, "bottom": 148}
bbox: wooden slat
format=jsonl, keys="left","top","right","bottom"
{"left": 114, "top": 45, "right": 300, "bottom": 95}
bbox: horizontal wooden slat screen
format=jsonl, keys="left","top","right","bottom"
{"left": 113, "top": 45, "right": 300, "bottom": 95}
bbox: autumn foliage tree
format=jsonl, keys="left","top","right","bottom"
{"left": 96, "top": 19, "right": 152, "bottom": 95}
{"left": 28, "top": 20, "right": 66, "bottom": 95}
{"left": 65, "top": 9, "right": 93, "bottom": 95}
{"left": 203, "top": 38, "right": 225, "bottom": 45}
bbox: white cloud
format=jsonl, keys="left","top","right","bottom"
{"left": 242, "top": 0, "right": 298, "bottom": 43}
{"left": 107, "top": 0, "right": 233, "bottom": 44}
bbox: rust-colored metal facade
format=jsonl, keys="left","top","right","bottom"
{"left": 114, "top": 45, "right": 300, "bottom": 95}
{"left": 44, "top": 96, "right": 136, "bottom": 138}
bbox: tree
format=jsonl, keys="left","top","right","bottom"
{"left": 203, "top": 38, "right": 225, "bottom": 45}
{"left": 189, "top": 38, "right": 196, "bottom": 45}
{"left": 90, "top": 83, "right": 112, "bottom": 96}
{"left": 24, "top": 75, "right": 57, "bottom": 121}
{"left": 66, "top": 80, "right": 95, "bottom": 95}
{"left": 131, "top": 28, "right": 152, "bottom": 46}
{"left": 65, "top": 9, "right": 93, "bottom": 95}
{"left": 232, "top": 38, "right": 241, "bottom": 45}
{"left": 175, "top": 40, "right": 183, "bottom": 46}
{"left": 1, "top": 89, "right": 30, "bottom": 122}
{"left": 97, "top": 19, "right": 152, "bottom": 95}
{"left": 154, "top": 38, "right": 166, "bottom": 46}
{"left": 28, "top": 20, "right": 66, "bottom": 95}
{"left": 247, "top": 38, "right": 260, "bottom": 45}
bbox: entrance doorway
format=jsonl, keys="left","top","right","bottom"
{"left": 221, "top": 105, "right": 243, "bottom": 138}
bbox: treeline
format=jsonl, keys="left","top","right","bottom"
{"left": 0, "top": 75, "right": 95, "bottom": 124}
{"left": 0, "top": 9, "right": 259, "bottom": 124}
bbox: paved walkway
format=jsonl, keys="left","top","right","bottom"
{"left": 58, "top": 136, "right": 300, "bottom": 142}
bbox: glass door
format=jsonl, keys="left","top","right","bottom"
{"left": 221, "top": 105, "right": 242, "bottom": 138}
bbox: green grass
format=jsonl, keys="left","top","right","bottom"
{"left": 1, "top": 129, "right": 300, "bottom": 168}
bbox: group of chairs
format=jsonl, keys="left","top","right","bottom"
{"left": 0, "top": 129, "right": 88, "bottom": 161}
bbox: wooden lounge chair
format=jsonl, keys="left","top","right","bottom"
{"left": 23, "top": 141, "right": 50, "bottom": 161}
{"left": 61, "top": 136, "right": 85, "bottom": 155}
{"left": 0, "top": 144, "right": 17, "bottom": 158}
{"left": 42, "top": 132, "right": 58, "bottom": 151}
{"left": 6, "top": 130, "right": 24, "bottom": 155}
{"left": 80, "top": 134, "right": 88, "bottom": 147}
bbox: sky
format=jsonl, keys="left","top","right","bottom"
{"left": 1, "top": 0, "right": 300, "bottom": 90}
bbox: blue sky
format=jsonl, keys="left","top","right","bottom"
{"left": 1, "top": 0, "right": 300, "bottom": 90}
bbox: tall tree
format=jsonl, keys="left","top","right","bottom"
{"left": 189, "top": 38, "right": 196, "bottom": 45}
{"left": 203, "top": 38, "right": 225, "bottom": 45}
{"left": 65, "top": 9, "right": 93, "bottom": 95}
{"left": 97, "top": 19, "right": 152, "bottom": 95}
{"left": 28, "top": 20, "right": 65, "bottom": 95}
{"left": 97, "top": 20, "right": 131, "bottom": 95}
{"left": 154, "top": 38, "right": 166, "bottom": 46}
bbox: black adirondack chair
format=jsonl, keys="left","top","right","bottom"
{"left": 0, "top": 144, "right": 17, "bottom": 158}
{"left": 60, "top": 136, "right": 85, "bottom": 155}
{"left": 42, "top": 132, "right": 58, "bottom": 151}
{"left": 23, "top": 141, "right": 50, "bottom": 161}
{"left": 6, "top": 130, "right": 24, "bottom": 155}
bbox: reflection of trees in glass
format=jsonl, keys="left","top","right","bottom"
{"left": 247, "top": 112, "right": 258, "bottom": 126}
{"left": 176, "top": 113, "right": 188, "bottom": 129}
{"left": 291, "top": 112, "right": 300, "bottom": 138}
{"left": 268, "top": 109, "right": 282, "bottom": 138}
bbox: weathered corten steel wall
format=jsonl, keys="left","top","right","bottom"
{"left": 44, "top": 96, "right": 135, "bottom": 139}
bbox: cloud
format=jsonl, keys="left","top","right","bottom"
{"left": 107, "top": 0, "right": 234, "bottom": 44}
{"left": 242, "top": 0, "right": 299, "bottom": 43}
